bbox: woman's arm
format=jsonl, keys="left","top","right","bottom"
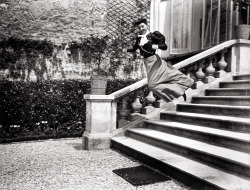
{"left": 151, "top": 31, "right": 168, "bottom": 50}
{"left": 127, "top": 37, "right": 140, "bottom": 52}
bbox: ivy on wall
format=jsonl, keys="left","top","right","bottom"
{"left": 0, "top": 0, "right": 150, "bottom": 81}
{"left": 0, "top": 36, "right": 146, "bottom": 81}
{"left": 0, "top": 37, "right": 54, "bottom": 81}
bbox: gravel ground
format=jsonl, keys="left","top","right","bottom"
{"left": 0, "top": 138, "right": 193, "bottom": 190}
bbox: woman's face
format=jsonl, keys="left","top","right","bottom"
{"left": 138, "top": 23, "right": 148, "bottom": 34}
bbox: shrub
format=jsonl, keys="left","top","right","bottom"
{"left": 0, "top": 79, "right": 143, "bottom": 142}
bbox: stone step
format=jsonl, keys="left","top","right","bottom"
{"left": 205, "top": 88, "right": 250, "bottom": 96}
{"left": 192, "top": 96, "right": 250, "bottom": 106}
{"left": 144, "top": 119, "right": 250, "bottom": 153}
{"left": 126, "top": 128, "right": 250, "bottom": 178}
{"left": 220, "top": 80, "right": 250, "bottom": 88}
{"left": 111, "top": 137, "right": 250, "bottom": 190}
{"left": 234, "top": 74, "right": 250, "bottom": 81}
{"left": 177, "top": 103, "right": 250, "bottom": 118}
{"left": 160, "top": 111, "right": 250, "bottom": 133}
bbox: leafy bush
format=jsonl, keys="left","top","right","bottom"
{"left": 0, "top": 79, "right": 142, "bottom": 142}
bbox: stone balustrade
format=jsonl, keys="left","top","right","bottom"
{"left": 83, "top": 39, "right": 250, "bottom": 150}
{"left": 114, "top": 48, "right": 231, "bottom": 127}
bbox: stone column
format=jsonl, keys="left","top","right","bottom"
{"left": 83, "top": 94, "right": 116, "bottom": 150}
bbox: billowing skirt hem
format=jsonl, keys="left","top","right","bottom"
{"left": 144, "top": 54, "right": 194, "bottom": 101}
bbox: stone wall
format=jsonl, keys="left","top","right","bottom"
{"left": 0, "top": 0, "right": 107, "bottom": 44}
{"left": 0, "top": 0, "right": 150, "bottom": 81}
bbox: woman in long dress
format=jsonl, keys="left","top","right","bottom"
{"left": 127, "top": 18, "right": 194, "bottom": 102}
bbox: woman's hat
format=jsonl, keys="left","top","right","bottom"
{"left": 134, "top": 18, "right": 147, "bottom": 26}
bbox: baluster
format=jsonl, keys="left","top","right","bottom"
{"left": 118, "top": 97, "right": 130, "bottom": 119}
{"left": 193, "top": 60, "right": 206, "bottom": 89}
{"left": 131, "top": 91, "right": 143, "bottom": 113}
{"left": 212, "top": 56, "right": 218, "bottom": 68}
{"left": 215, "top": 50, "right": 228, "bottom": 78}
{"left": 145, "top": 91, "right": 156, "bottom": 106}
{"left": 195, "top": 61, "right": 206, "bottom": 81}
{"left": 117, "top": 97, "right": 130, "bottom": 128}
{"left": 129, "top": 90, "right": 144, "bottom": 121}
{"left": 204, "top": 57, "right": 216, "bottom": 83}
{"left": 187, "top": 64, "right": 197, "bottom": 82}
{"left": 141, "top": 91, "right": 156, "bottom": 114}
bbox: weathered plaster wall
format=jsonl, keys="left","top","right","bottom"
{"left": 0, "top": 0, "right": 150, "bottom": 81}
{"left": 0, "top": 0, "right": 107, "bottom": 44}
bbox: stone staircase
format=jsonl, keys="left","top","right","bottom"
{"left": 111, "top": 74, "right": 250, "bottom": 190}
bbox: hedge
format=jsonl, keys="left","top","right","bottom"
{"left": 0, "top": 79, "right": 147, "bottom": 143}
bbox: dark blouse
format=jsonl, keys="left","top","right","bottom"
{"left": 127, "top": 31, "right": 168, "bottom": 58}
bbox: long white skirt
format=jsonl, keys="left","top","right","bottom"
{"left": 144, "top": 54, "right": 194, "bottom": 101}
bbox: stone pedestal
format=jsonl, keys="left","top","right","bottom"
{"left": 154, "top": 101, "right": 161, "bottom": 108}
{"left": 83, "top": 94, "right": 117, "bottom": 150}
{"left": 230, "top": 40, "right": 250, "bottom": 74}
{"left": 128, "top": 113, "right": 144, "bottom": 121}
{"left": 192, "top": 81, "right": 204, "bottom": 89}
{"left": 215, "top": 70, "right": 227, "bottom": 78}
{"left": 141, "top": 105, "right": 155, "bottom": 115}
{"left": 204, "top": 76, "right": 215, "bottom": 83}
{"left": 83, "top": 132, "right": 112, "bottom": 150}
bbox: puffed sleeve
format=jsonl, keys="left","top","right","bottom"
{"left": 151, "top": 31, "right": 168, "bottom": 50}
{"left": 127, "top": 37, "right": 140, "bottom": 52}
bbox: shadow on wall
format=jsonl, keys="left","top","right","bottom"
{"left": 0, "top": 41, "right": 72, "bottom": 82}
{"left": 0, "top": 38, "right": 146, "bottom": 81}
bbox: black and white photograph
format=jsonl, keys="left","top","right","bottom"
{"left": 0, "top": 0, "right": 250, "bottom": 189}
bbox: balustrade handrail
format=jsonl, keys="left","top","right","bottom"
{"left": 175, "top": 39, "right": 248, "bottom": 69}
{"left": 109, "top": 39, "right": 249, "bottom": 100}
{"left": 110, "top": 78, "right": 147, "bottom": 100}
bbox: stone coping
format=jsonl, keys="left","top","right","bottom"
{"left": 175, "top": 39, "right": 250, "bottom": 69}
{"left": 84, "top": 94, "right": 114, "bottom": 101}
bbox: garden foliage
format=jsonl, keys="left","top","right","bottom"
{"left": 0, "top": 79, "right": 141, "bottom": 142}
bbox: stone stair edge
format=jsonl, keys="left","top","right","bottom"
{"left": 192, "top": 96, "right": 250, "bottom": 99}
{"left": 206, "top": 88, "right": 250, "bottom": 91}
{"left": 160, "top": 111, "right": 250, "bottom": 122}
{"left": 111, "top": 136, "right": 250, "bottom": 190}
{"left": 234, "top": 74, "right": 250, "bottom": 77}
{"left": 143, "top": 119, "right": 250, "bottom": 141}
{"left": 127, "top": 128, "right": 250, "bottom": 166}
{"left": 177, "top": 103, "right": 250, "bottom": 109}
{"left": 220, "top": 80, "right": 250, "bottom": 83}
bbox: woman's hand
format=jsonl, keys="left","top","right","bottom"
{"left": 152, "top": 44, "right": 159, "bottom": 50}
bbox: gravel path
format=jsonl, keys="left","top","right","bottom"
{"left": 0, "top": 138, "right": 193, "bottom": 190}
